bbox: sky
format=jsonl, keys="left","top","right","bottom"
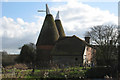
{"left": 0, "top": 0, "right": 118, "bottom": 54}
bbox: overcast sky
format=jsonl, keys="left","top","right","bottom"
{"left": 0, "top": 0, "right": 118, "bottom": 54}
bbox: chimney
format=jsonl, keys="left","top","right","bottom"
{"left": 85, "top": 37, "right": 90, "bottom": 44}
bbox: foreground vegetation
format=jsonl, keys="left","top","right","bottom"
{"left": 2, "top": 64, "right": 116, "bottom": 79}
{"left": 2, "top": 66, "right": 89, "bottom": 79}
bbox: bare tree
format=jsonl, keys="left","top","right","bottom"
{"left": 86, "top": 25, "right": 118, "bottom": 45}
{"left": 86, "top": 25, "right": 118, "bottom": 66}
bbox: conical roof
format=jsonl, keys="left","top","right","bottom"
{"left": 55, "top": 11, "right": 65, "bottom": 37}
{"left": 36, "top": 14, "right": 59, "bottom": 46}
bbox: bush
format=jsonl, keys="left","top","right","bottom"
{"left": 85, "top": 66, "right": 111, "bottom": 78}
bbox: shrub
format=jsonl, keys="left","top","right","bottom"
{"left": 85, "top": 66, "right": 111, "bottom": 78}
